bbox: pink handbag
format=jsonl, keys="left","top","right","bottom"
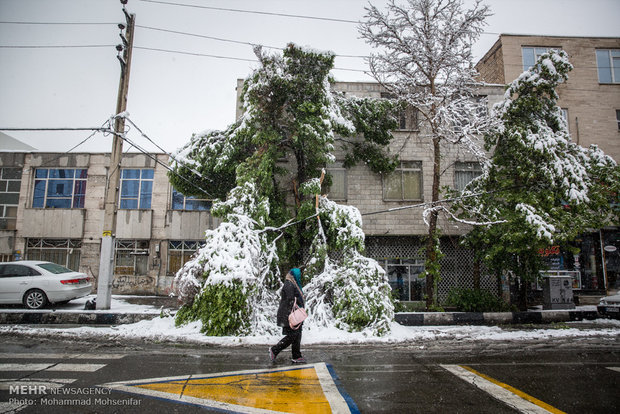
{"left": 288, "top": 298, "right": 307, "bottom": 330}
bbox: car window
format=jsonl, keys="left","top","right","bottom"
{"left": 36, "top": 262, "right": 72, "bottom": 274}
{"left": 0, "top": 264, "right": 41, "bottom": 277}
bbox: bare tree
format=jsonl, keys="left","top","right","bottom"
{"left": 360, "top": 0, "right": 491, "bottom": 308}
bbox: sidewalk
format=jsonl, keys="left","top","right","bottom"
{"left": 0, "top": 295, "right": 180, "bottom": 326}
{"left": 0, "top": 295, "right": 602, "bottom": 326}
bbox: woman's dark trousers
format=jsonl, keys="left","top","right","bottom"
{"left": 272, "top": 327, "right": 302, "bottom": 359}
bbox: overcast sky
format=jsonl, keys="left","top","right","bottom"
{"left": 1, "top": 0, "right": 619, "bottom": 154}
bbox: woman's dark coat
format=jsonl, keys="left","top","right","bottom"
{"left": 276, "top": 279, "right": 304, "bottom": 328}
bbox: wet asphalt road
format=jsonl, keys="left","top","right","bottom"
{"left": 0, "top": 332, "right": 618, "bottom": 413}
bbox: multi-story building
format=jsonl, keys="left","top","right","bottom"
{"left": 476, "top": 34, "right": 620, "bottom": 294}
{"left": 0, "top": 81, "right": 506, "bottom": 303}
{"left": 0, "top": 150, "right": 219, "bottom": 296}
{"left": 4, "top": 35, "right": 616, "bottom": 304}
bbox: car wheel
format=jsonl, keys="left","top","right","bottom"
{"left": 23, "top": 289, "right": 48, "bottom": 310}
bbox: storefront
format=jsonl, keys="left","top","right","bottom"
{"left": 539, "top": 227, "right": 619, "bottom": 294}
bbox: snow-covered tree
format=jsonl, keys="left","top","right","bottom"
{"left": 171, "top": 44, "right": 399, "bottom": 335}
{"left": 456, "top": 50, "right": 619, "bottom": 309}
{"left": 304, "top": 195, "right": 394, "bottom": 336}
{"left": 174, "top": 182, "right": 280, "bottom": 335}
{"left": 170, "top": 44, "right": 399, "bottom": 265}
{"left": 359, "top": 0, "right": 492, "bottom": 308}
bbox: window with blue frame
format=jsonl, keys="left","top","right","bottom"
{"left": 596, "top": 49, "right": 620, "bottom": 83}
{"left": 119, "top": 169, "right": 154, "bottom": 209}
{"left": 32, "top": 168, "right": 88, "bottom": 208}
{"left": 522, "top": 46, "right": 559, "bottom": 71}
{"left": 171, "top": 188, "right": 211, "bottom": 211}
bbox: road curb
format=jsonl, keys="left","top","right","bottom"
{"left": 0, "top": 312, "right": 159, "bottom": 325}
{"left": 0, "top": 310, "right": 601, "bottom": 326}
{"left": 395, "top": 310, "right": 600, "bottom": 326}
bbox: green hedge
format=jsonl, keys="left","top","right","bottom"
{"left": 445, "top": 288, "right": 512, "bottom": 312}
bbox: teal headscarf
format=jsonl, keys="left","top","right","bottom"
{"left": 290, "top": 268, "right": 303, "bottom": 293}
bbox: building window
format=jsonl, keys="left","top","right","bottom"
{"left": 0, "top": 167, "right": 21, "bottom": 230}
{"left": 596, "top": 49, "right": 620, "bottom": 84}
{"left": 385, "top": 258, "right": 425, "bottom": 301}
{"left": 323, "top": 162, "right": 347, "bottom": 201}
{"left": 398, "top": 106, "right": 419, "bottom": 130}
{"left": 114, "top": 239, "right": 149, "bottom": 275}
{"left": 522, "top": 46, "right": 558, "bottom": 71}
{"left": 119, "top": 169, "right": 154, "bottom": 209}
{"left": 171, "top": 188, "right": 212, "bottom": 211}
{"left": 380, "top": 92, "right": 419, "bottom": 131}
{"left": 616, "top": 110, "right": 620, "bottom": 131}
{"left": 26, "top": 238, "right": 81, "bottom": 271}
{"left": 383, "top": 161, "right": 422, "bottom": 201}
{"left": 454, "top": 162, "right": 483, "bottom": 193}
{"left": 33, "top": 168, "right": 87, "bottom": 209}
{"left": 167, "top": 240, "right": 204, "bottom": 275}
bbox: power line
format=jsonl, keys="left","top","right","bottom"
{"left": 0, "top": 127, "right": 110, "bottom": 132}
{"left": 39, "top": 127, "right": 111, "bottom": 167}
{"left": 134, "top": 46, "right": 368, "bottom": 72}
{"left": 119, "top": 132, "right": 215, "bottom": 199}
{"left": 0, "top": 44, "right": 114, "bottom": 49}
{"left": 135, "top": 24, "right": 367, "bottom": 59}
{"left": 137, "top": 0, "right": 360, "bottom": 24}
{"left": 134, "top": 46, "right": 256, "bottom": 62}
{"left": 0, "top": 21, "right": 116, "bottom": 25}
{"left": 360, "top": 186, "right": 524, "bottom": 217}
{"left": 136, "top": 24, "right": 278, "bottom": 49}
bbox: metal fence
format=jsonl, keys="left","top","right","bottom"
{"left": 365, "top": 236, "right": 498, "bottom": 303}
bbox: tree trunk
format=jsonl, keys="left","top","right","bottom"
{"left": 517, "top": 277, "right": 528, "bottom": 311}
{"left": 425, "top": 136, "right": 442, "bottom": 309}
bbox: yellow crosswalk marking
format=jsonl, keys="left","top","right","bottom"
{"left": 101, "top": 362, "right": 354, "bottom": 413}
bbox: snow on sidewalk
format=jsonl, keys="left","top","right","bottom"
{"left": 1, "top": 311, "right": 618, "bottom": 346}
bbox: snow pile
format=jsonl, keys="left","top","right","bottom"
{"left": 1, "top": 316, "right": 618, "bottom": 346}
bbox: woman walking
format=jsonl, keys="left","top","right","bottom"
{"left": 270, "top": 268, "right": 306, "bottom": 364}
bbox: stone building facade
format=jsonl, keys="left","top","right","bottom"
{"left": 475, "top": 34, "right": 620, "bottom": 294}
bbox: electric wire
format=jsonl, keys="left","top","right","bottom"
{"left": 135, "top": 24, "right": 368, "bottom": 59}
{"left": 134, "top": 46, "right": 256, "bottom": 62}
{"left": 122, "top": 116, "right": 209, "bottom": 184}
{"left": 117, "top": 129, "right": 215, "bottom": 199}
{"left": 137, "top": 0, "right": 360, "bottom": 24}
{"left": 0, "top": 21, "right": 117, "bottom": 25}
{"left": 0, "top": 127, "right": 110, "bottom": 132}
{"left": 0, "top": 45, "right": 114, "bottom": 49}
{"left": 134, "top": 46, "right": 368, "bottom": 72}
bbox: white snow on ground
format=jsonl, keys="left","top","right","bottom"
{"left": 0, "top": 295, "right": 618, "bottom": 346}
{"left": 0, "top": 295, "right": 163, "bottom": 314}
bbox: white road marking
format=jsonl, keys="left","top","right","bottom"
{"left": 0, "top": 363, "right": 52, "bottom": 371}
{"left": 0, "top": 353, "right": 124, "bottom": 360}
{"left": 0, "top": 378, "right": 76, "bottom": 390}
{"left": 46, "top": 363, "right": 107, "bottom": 372}
{"left": 441, "top": 364, "right": 555, "bottom": 414}
{"left": 0, "top": 363, "right": 106, "bottom": 372}
{"left": 0, "top": 401, "right": 27, "bottom": 413}
{"left": 606, "top": 366, "right": 620, "bottom": 373}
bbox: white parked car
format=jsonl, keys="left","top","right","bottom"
{"left": 597, "top": 294, "right": 620, "bottom": 319}
{"left": 0, "top": 261, "right": 92, "bottom": 309}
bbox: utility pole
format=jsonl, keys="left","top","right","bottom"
{"left": 97, "top": 1, "right": 135, "bottom": 310}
